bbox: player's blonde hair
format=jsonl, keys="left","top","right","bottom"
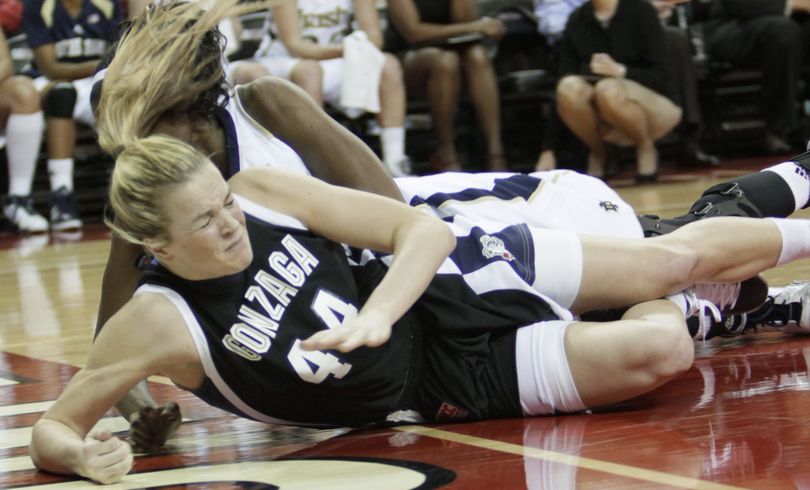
{"left": 105, "top": 135, "right": 210, "bottom": 247}
{"left": 97, "top": 0, "right": 273, "bottom": 155}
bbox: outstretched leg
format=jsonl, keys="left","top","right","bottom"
{"left": 571, "top": 217, "right": 795, "bottom": 313}
{"left": 641, "top": 157, "right": 810, "bottom": 237}
{"left": 517, "top": 299, "right": 693, "bottom": 414}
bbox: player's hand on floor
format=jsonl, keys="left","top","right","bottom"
{"left": 78, "top": 428, "right": 133, "bottom": 484}
{"left": 301, "top": 310, "right": 392, "bottom": 353}
{"left": 128, "top": 402, "right": 182, "bottom": 453}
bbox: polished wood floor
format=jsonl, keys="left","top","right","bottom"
{"left": 3, "top": 157, "right": 810, "bottom": 489}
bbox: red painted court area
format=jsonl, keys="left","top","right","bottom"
{"left": 2, "top": 333, "right": 810, "bottom": 489}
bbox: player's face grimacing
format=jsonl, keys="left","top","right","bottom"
{"left": 150, "top": 162, "right": 253, "bottom": 280}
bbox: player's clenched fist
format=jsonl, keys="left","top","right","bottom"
{"left": 128, "top": 402, "right": 182, "bottom": 453}
{"left": 78, "top": 428, "right": 133, "bottom": 484}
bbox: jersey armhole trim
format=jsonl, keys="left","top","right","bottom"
{"left": 134, "top": 283, "right": 311, "bottom": 426}
{"left": 235, "top": 193, "right": 308, "bottom": 231}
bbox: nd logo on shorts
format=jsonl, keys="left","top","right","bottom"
{"left": 480, "top": 234, "right": 515, "bottom": 261}
{"left": 436, "top": 402, "right": 470, "bottom": 420}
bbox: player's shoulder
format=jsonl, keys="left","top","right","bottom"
{"left": 116, "top": 288, "right": 188, "bottom": 334}
{"left": 238, "top": 77, "right": 314, "bottom": 120}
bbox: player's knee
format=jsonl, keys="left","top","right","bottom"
{"left": 233, "top": 63, "right": 271, "bottom": 85}
{"left": 639, "top": 319, "right": 694, "bottom": 382}
{"left": 43, "top": 82, "right": 77, "bottom": 119}
{"left": 7, "top": 76, "right": 40, "bottom": 112}
{"left": 556, "top": 75, "right": 591, "bottom": 104}
{"left": 380, "top": 54, "right": 403, "bottom": 85}
{"left": 290, "top": 60, "right": 322, "bottom": 86}
{"left": 643, "top": 240, "right": 699, "bottom": 296}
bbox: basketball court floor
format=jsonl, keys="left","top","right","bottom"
{"left": 2, "top": 157, "right": 810, "bottom": 489}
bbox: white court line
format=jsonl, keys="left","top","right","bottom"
{"left": 0, "top": 423, "right": 344, "bottom": 473}
{"left": 0, "top": 455, "right": 33, "bottom": 473}
{"left": 0, "top": 401, "right": 54, "bottom": 417}
{"left": 396, "top": 425, "right": 744, "bottom": 490}
{"left": 0, "top": 417, "right": 130, "bottom": 450}
{"left": 0, "top": 378, "right": 19, "bottom": 387}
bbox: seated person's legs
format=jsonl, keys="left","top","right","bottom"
{"left": 707, "top": 16, "right": 801, "bottom": 151}
{"left": 592, "top": 78, "right": 681, "bottom": 179}
{"left": 403, "top": 47, "right": 462, "bottom": 171}
{"left": 377, "top": 53, "right": 409, "bottom": 176}
{"left": 40, "top": 80, "right": 83, "bottom": 231}
{"left": 556, "top": 75, "right": 605, "bottom": 178}
{"left": 662, "top": 25, "right": 718, "bottom": 167}
{"left": 460, "top": 43, "right": 506, "bottom": 171}
{"left": 229, "top": 61, "right": 272, "bottom": 86}
{"left": 0, "top": 76, "right": 46, "bottom": 232}
{"left": 289, "top": 59, "right": 324, "bottom": 106}
{"left": 231, "top": 57, "right": 324, "bottom": 106}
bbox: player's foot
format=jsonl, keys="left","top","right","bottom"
{"left": 682, "top": 288, "right": 723, "bottom": 340}
{"left": 744, "top": 281, "right": 810, "bottom": 334}
{"left": 692, "top": 275, "right": 768, "bottom": 315}
{"left": 3, "top": 195, "right": 48, "bottom": 233}
{"left": 49, "top": 186, "right": 82, "bottom": 231}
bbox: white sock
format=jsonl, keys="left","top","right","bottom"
{"left": 665, "top": 292, "right": 689, "bottom": 317}
{"left": 769, "top": 218, "right": 810, "bottom": 265}
{"left": 48, "top": 158, "right": 74, "bottom": 192}
{"left": 380, "top": 126, "right": 405, "bottom": 165}
{"left": 763, "top": 162, "right": 810, "bottom": 211}
{"left": 6, "top": 112, "right": 44, "bottom": 196}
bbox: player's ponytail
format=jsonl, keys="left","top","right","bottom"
{"left": 96, "top": 0, "right": 273, "bottom": 154}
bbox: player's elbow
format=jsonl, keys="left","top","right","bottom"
{"left": 427, "top": 216, "right": 456, "bottom": 256}
{"left": 29, "top": 419, "right": 58, "bottom": 473}
{"left": 440, "top": 222, "right": 456, "bottom": 254}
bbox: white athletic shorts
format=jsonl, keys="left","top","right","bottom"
{"left": 33, "top": 75, "right": 95, "bottom": 126}
{"left": 230, "top": 56, "right": 362, "bottom": 118}
{"left": 396, "top": 170, "right": 644, "bottom": 240}
{"left": 515, "top": 319, "right": 585, "bottom": 415}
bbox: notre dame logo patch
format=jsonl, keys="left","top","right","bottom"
{"left": 599, "top": 200, "right": 619, "bottom": 212}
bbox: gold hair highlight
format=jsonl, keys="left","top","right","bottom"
{"left": 97, "top": 0, "right": 274, "bottom": 154}
{"left": 106, "top": 135, "right": 211, "bottom": 246}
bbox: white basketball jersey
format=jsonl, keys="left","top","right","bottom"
{"left": 258, "top": 0, "right": 352, "bottom": 58}
{"left": 226, "top": 92, "right": 310, "bottom": 175}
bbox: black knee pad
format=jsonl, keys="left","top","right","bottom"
{"left": 638, "top": 182, "right": 765, "bottom": 238}
{"left": 686, "top": 182, "right": 765, "bottom": 219}
{"left": 43, "top": 81, "right": 77, "bottom": 118}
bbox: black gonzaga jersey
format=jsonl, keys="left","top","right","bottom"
{"left": 138, "top": 195, "right": 567, "bottom": 426}
{"left": 139, "top": 197, "right": 418, "bottom": 427}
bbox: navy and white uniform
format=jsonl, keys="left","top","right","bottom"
{"left": 23, "top": 0, "right": 122, "bottom": 124}
{"left": 136, "top": 195, "right": 574, "bottom": 426}
{"left": 217, "top": 92, "right": 310, "bottom": 176}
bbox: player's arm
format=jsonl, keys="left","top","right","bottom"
{"left": 231, "top": 168, "right": 456, "bottom": 352}
{"left": 353, "top": 0, "right": 384, "bottom": 48}
{"left": 273, "top": 0, "right": 342, "bottom": 59}
{"left": 30, "top": 294, "right": 198, "bottom": 483}
{"left": 238, "top": 78, "right": 403, "bottom": 200}
{"left": 31, "top": 44, "right": 98, "bottom": 80}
